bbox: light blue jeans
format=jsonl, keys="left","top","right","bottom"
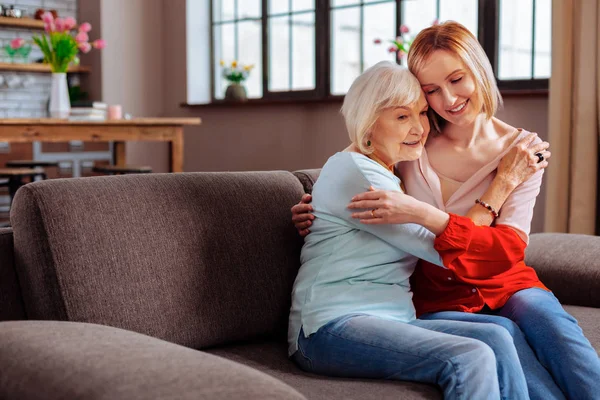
{"left": 423, "top": 288, "right": 600, "bottom": 400}
{"left": 292, "top": 313, "right": 529, "bottom": 400}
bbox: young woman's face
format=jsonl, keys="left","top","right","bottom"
{"left": 415, "top": 50, "right": 482, "bottom": 127}
{"left": 370, "top": 91, "right": 430, "bottom": 165}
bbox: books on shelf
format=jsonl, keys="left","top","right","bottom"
{"left": 68, "top": 101, "right": 107, "bottom": 121}
{"left": 71, "top": 101, "right": 108, "bottom": 109}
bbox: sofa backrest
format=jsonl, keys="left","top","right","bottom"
{"left": 10, "top": 172, "right": 305, "bottom": 349}
{"left": 0, "top": 228, "right": 26, "bottom": 321}
{"left": 293, "top": 169, "right": 321, "bottom": 194}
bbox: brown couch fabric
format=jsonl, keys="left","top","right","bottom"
{"left": 0, "top": 228, "right": 26, "bottom": 321}
{"left": 10, "top": 172, "right": 305, "bottom": 349}
{"left": 0, "top": 321, "right": 306, "bottom": 400}
{"left": 292, "top": 169, "right": 321, "bottom": 195}
{"left": 525, "top": 233, "right": 600, "bottom": 308}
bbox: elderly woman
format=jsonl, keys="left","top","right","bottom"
{"left": 288, "top": 61, "right": 546, "bottom": 400}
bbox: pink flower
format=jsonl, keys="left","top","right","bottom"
{"left": 388, "top": 46, "right": 397, "bottom": 53}
{"left": 78, "top": 42, "right": 92, "bottom": 53}
{"left": 10, "top": 38, "right": 25, "bottom": 50}
{"left": 398, "top": 50, "right": 407, "bottom": 58}
{"left": 396, "top": 36, "right": 403, "bottom": 43}
{"left": 54, "top": 18, "right": 66, "bottom": 32}
{"left": 79, "top": 22, "right": 92, "bottom": 33}
{"left": 63, "top": 17, "right": 77, "bottom": 31}
{"left": 44, "top": 21, "right": 55, "bottom": 33}
{"left": 75, "top": 31, "right": 89, "bottom": 43}
{"left": 400, "top": 24, "right": 410, "bottom": 34}
{"left": 373, "top": 38, "right": 382, "bottom": 44}
{"left": 432, "top": 19, "right": 440, "bottom": 26}
{"left": 41, "top": 11, "right": 54, "bottom": 24}
{"left": 92, "top": 39, "right": 106, "bottom": 50}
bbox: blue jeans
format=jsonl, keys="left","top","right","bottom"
{"left": 423, "top": 288, "right": 600, "bottom": 400}
{"left": 293, "top": 313, "right": 529, "bottom": 400}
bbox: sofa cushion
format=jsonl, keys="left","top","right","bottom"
{"left": 10, "top": 172, "right": 305, "bottom": 349}
{"left": 208, "top": 341, "right": 441, "bottom": 399}
{"left": 0, "top": 321, "right": 306, "bottom": 400}
{"left": 563, "top": 305, "right": 600, "bottom": 353}
{"left": 0, "top": 228, "right": 25, "bottom": 321}
{"left": 526, "top": 233, "right": 600, "bottom": 307}
{"left": 209, "top": 305, "right": 600, "bottom": 399}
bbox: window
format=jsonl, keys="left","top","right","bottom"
{"left": 212, "top": 0, "right": 263, "bottom": 99}
{"left": 497, "top": 0, "right": 551, "bottom": 89}
{"left": 208, "top": 0, "right": 550, "bottom": 102}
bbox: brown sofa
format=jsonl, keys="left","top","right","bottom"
{"left": 0, "top": 170, "right": 598, "bottom": 399}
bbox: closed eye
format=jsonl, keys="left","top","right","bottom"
{"left": 451, "top": 77, "right": 463, "bottom": 84}
{"left": 426, "top": 88, "right": 439, "bottom": 95}
{"left": 420, "top": 110, "right": 428, "bottom": 115}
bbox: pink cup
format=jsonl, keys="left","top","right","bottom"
{"left": 107, "top": 105, "right": 123, "bottom": 120}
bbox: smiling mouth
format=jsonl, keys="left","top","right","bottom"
{"left": 448, "top": 99, "right": 468, "bottom": 113}
{"left": 402, "top": 139, "right": 421, "bottom": 146}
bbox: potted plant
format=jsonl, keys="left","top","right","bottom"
{"left": 3, "top": 38, "right": 32, "bottom": 63}
{"left": 220, "top": 60, "right": 254, "bottom": 102}
{"left": 32, "top": 13, "right": 105, "bottom": 118}
{"left": 374, "top": 20, "right": 438, "bottom": 64}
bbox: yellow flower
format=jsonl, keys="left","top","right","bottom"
{"left": 231, "top": 60, "right": 238, "bottom": 68}
{"left": 244, "top": 64, "right": 254, "bottom": 71}
{"left": 220, "top": 60, "right": 225, "bottom": 66}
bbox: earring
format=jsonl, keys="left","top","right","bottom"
{"left": 367, "top": 140, "right": 371, "bottom": 146}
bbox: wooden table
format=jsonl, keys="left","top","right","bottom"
{"left": 0, "top": 118, "right": 201, "bottom": 173}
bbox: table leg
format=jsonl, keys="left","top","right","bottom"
{"left": 169, "top": 128, "right": 184, "bottom": 173}
{"left": 114, "top": 141, "right": 126, "bottom": 167}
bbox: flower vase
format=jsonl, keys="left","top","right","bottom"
{"left": 49, "top": 73, "right": 71, "bottom": 119}
{"left": 225, "top": 83, "right": 248, "bottom": 102}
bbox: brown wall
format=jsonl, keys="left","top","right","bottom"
{"left": 85, "top": 0, "right": 549, "bottom": 233}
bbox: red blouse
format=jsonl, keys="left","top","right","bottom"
{"left": 411, "top": 213, "right": 548, "bottom": 316}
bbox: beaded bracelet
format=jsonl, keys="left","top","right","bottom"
{"left": 475, "top": 198, "right": 500, "bottom": 219}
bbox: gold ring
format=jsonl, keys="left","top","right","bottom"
{"left": 371, "top": 209, "right": 376, "bottom": 218}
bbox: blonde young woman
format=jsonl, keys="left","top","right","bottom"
{"left": 293, "top": 22, "right": 600, "bottom": 400}
{"left": 288, "top": 61, "right": 550, "bottom": 400}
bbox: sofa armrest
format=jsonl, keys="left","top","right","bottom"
{"left": 525, "top": 233, "right": 600, "bottom": 307}
{"left": 0, "top": 321, "right": 306, "bottom": 400}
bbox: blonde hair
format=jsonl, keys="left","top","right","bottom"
{"left": 341, "top": 61, "right": 422, "bottom": 154}
{"left": 407, "top": 21, "right": 502, "bottom": 134}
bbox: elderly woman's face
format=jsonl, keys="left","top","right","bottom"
{"left": 370, "top": 91, "right": 430, "bottom": 165}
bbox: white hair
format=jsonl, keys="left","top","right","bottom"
{"left": 341, "top": 61, "right": 422, "bottom": 154}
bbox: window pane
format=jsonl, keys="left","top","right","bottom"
{"left": 331, "top": 0, "right": 360, "bottom": 7}
{"left": 292, "top": 13, "right": 316, "bottom": 90}
{"left": 213, "top": 0, "right": 235, "bottom": 22}
{"left": 401, "top": 0, "right": 436, "bottom": 36}
{"left": 214, "top": 23, "right": 236, "bottom": 99}
{"left": 363, "top": 2, "right": 396, "bottom": 70}
{"left": 331, "top": 7, "right": 360, "bottom": 95}
{"left": 238, "top": 0, "right": 261, "bottom": 19}
{"left": 238, "top": 20, "right": 263, "bottom": 97}
{"left": 269, "top": 16, "right": 291, "bottom": 91}
{"left": 269, "top": 0, "right": 289, "bottom": 15}
{"left": 499, "top": 0, "right": 533, "bottom": 79}
{"left": 534, "top": 0, "right": 551, "bottom": 78}
{"left": 292, "top": 0, "right": 314, "bottom": 12}
{"left": 439, "top": 0, "right": 478, "bottom": 38}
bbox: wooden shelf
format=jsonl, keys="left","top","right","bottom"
{"left": 0, "top": 16, "right": 45, "bottom": 30}
{"left": 0, "top": 63, "right": 90, "bottom": 73}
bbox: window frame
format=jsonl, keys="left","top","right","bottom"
{"left": 208, "top": 0, "right": 549, "bottom": 103}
